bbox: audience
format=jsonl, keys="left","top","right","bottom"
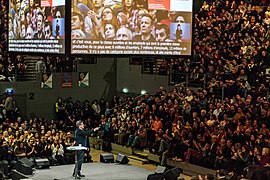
{"left": 0, "top": 0, "right": 269, "bottom": 179}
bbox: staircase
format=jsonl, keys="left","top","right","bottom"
{"left": 110, "top": 143, "right": 158, "bottom": 165}
{"left": 153, "top": 58, "right": 165, "bottom": 74}
{"left": 129, "top": 149, "right": 149, "bottom": 164}
{"left": 130, "top": 57, "right": 166, "bottom": 75}
{"left": 104, "top": 142, "right": 217, "bottom": 178}
{"left": 23, "top": 55, "right": 39, "bottom": 81}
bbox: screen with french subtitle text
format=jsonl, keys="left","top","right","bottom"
{"left": 71, "top": 0, "right": 193, "bottom": 55}
{"left": 8, "top": 0, "right": 65, "bottom": 54}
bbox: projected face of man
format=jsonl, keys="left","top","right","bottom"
{"left": 116, "top": 27, "right": 131, "bottom": 41}
{"left": 71, "top": 15, "right": 83, "bottom": 30}
{"left": 137, "top": 9, "right": 148, "bottom": 24}
{"left": 105, "top": 24, "right": 115, "bottom": 39}
{"left": 26, "top": 12, "right": 31, "bottom": 25}
{"left": 56, "top": 11, "right": 61, "bottom": 18}
{"left": 176, "top": 16, "right": 185, "bottom": 23}
{"left": 25, "top": 26, "right": 33, "bottom": 39}
{"left": 140, "top": 16, "right": 152, "bottom": 35}
{"left": 71, "top": 30, "right": 85, "bottom": 39}
{"left": 37, "top": 14, "right": 43, "bottom": 32}
{"left": 42, "top": 73, "right": 48, "bottom": 82}
{"left": 156, "top": 28, "right": 167, "bottom": 42}
{"left": 79, "top": 73, "right": 85, "bottom": 81}
{"left": 21, "top": 24, "right": 26, "bottom": 38}
{"left": 16, "top": 0, "right": 21, "bottom": 12}
{"left": 125, "top": 0, "right": 133, "bottom": 7}
{"left": 92, "top": 0, "right": 103, "bottom": 8}
{"left": 44, "top": 25, "right": 51, "bottom": 39}
{"left": 20, "top": 9, "right": 25, "bottom": 22}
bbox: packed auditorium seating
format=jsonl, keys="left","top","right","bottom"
{"left": 0, "top": 0, "right": 270, "bottom": 179}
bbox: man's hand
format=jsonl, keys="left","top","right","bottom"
{"left": 94, "top": 127, "right": 100, "bottom": 132}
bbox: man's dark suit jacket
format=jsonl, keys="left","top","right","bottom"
{"left": 75, "top": 128, "right": 94, "bottom": 147}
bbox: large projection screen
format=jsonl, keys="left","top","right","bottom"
{"left": 8, "top": 0, "right": 66, "bottom": 54}
{"left": 71, "top": 0, "right": 193, "bottom": 55}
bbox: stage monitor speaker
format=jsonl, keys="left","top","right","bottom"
{"left": 35, "top": 158, "right": 50, "bottom": 169}
{"left": 163, "top": 167, "right": 181, "bottom": 180}
{"left": 15, "top": 163, "right": 33, "bottom": 175}
{"left": 155, "top": 165, "right": 166, "bottom": 174}
{"left": 18, "top": 157, "right": 34, "bottom": 167}
{"left": 100, "top": 153, "right": 114, "bottom": 163}
{"left": 11, "top": 170, "right": 28, "bottom": 180}
{"left": 115, "top": 153, "right": 129, "bottom": 164}
{"left": 147, "top": 173, "right": 164, "bottom": 180}
{"left": 0, "top": 171, "right": 4, "bottom": 179}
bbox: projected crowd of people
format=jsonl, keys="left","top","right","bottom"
{"left": 0, "top": 0, "right": 270, "bottom": 179}
{"left": 9, "top": 0, "right": 65, "bottom": 40}
{"left": 72, "top": 0, "right": 191, "bottom": 42}
{"left": 8, "top": 0, "right": 66, "bottom": 53}
{"left": 71, "top": 0, "right": 192, "bottom": 55}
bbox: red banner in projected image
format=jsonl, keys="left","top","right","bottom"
{"left": 41, "top": 0, "right": 52, "bottom": 7}
{"left": 148, "top": 0, "right": 170, "bottom": 10}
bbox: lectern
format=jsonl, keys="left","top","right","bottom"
{"left": 67, "top": 146, "right": 88, "bottom": 179}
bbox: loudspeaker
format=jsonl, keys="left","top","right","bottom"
{"left": 115, "top": 153, "right": 129, "bottom": 164}
{"left": 163, "top": 167, "right": 181, "bottom": 180}
{"left": 35, "top": 158, "right": 50, "bottom": 169}
{"left": 18, "top": 157, "right": 34, "bottom": 167}
{"left": 15, "top": 163, "right": 33, "bottom": 175}
{"left": 147, "top": 173, "right": 164, "bottom": 180}
{"left": 0, "top": 171, "right": 4, "bottom": 179}
{"left": 100, "top": 153, "right": 114, "bottom": 163}
{"left": 11, "top": 170, "right": 28, "bottom": 180}
{"left": 155, "top": 165, "right": 166, "bottom": 174}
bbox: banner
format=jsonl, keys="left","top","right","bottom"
{"left": 52, "top": 0, "right": 65, "bottom": 7}
{"left": 41, "top": 73, "right": 53, "bottom": 89}
{"left": 62, "top": 72, "right": 72, "bottom": 88}
{"left": 78, "top": 72, "right": 89, "bottom": 87}
{"left": 41, "top": 0, "right": 52, "bottom": 7}
{"left": 148, "top": 0, "right": 170, "bottom": 10}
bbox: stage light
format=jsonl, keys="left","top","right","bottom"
{"left": 141, "top": 90, "right": 147, "bottom": 95}
{"left": 5, "top": 88, "right": 14, "bottom": 95}
{"left": 123, "top": 88, "right": 129, "bottom": 93}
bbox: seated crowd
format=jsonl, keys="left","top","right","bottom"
{"left": 1, "top": 81, "right": 270, "bottom": 178}
{"left": 53, "top": 81, "right": 270, "bottom": 178}
{"left": 2, "top": 0, "right": 270, "bottom": 87}
{"left": 0, "top": 54, "right": 78, "bottom": 82}
{"left": 163, "top": 0, "right": 270, "bottom": 88}
{"left": 0, "top": 0, "right": 270, "bottom": 179}
{"left": 0, "top": 115, "right": 80, "bottom": 177}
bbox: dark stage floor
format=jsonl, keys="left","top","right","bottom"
{"left": 28, "top": 163, "right": 152, "bottom": 180}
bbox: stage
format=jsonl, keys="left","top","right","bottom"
{"left": 30, "top": 163, "right": 152, "bottom": 180}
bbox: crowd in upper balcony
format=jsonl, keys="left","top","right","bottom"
{"left": 0, "top": 1, "right": 270, "bottom": 179}
{"left": 165, "top": 1, "right": 270, "bottom": 90}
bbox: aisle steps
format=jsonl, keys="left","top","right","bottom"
{"left": 92, "top": 141, "right": 218, "bottom": 177}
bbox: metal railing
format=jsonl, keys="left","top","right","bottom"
{"left": 168, "top": 71, "right": 207, "bottom": 89}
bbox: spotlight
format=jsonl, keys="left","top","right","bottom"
{"left": 123, "top": 88, "right": 129, "bottom": 93}
{"left": 5, "top": 88, "right": 14, "bottom": 95}
{"left": 141, "top": 90, "right": 147, "bottom": 95}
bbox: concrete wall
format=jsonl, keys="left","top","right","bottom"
{"left": 116, "top": 58, "right": 169, "bottom": 95}
{"left": 0, "top": 58, "right": 169, "bottom": 119}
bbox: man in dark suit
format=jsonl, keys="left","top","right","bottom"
{"left": 73, "top": 120, "right": 99, "bottom": 178}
